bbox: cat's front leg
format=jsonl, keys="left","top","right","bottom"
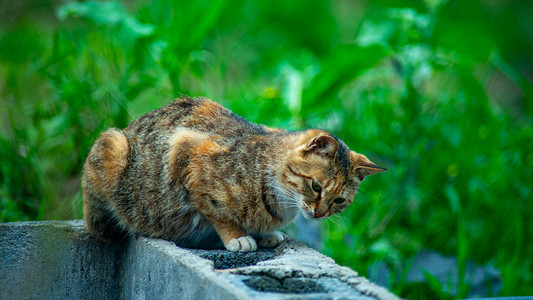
{"left": 211, "top": 220, "right": 257, "bottom": 252}
{"left": 226, "top": 236, "right": 257, "bottom": 252}
{"left": 257, "top": 231, "right": 284, "bottom": 248}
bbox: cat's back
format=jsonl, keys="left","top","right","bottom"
{"left": 123, "top": 96, "right": 274, "bottom": 139}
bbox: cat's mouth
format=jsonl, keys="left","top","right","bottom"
{"left": 300, "top": 203, "right": 328, "bottom": 220}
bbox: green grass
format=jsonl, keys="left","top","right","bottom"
{"left": 1, "top": 0, "right": 532, "bottom": 298}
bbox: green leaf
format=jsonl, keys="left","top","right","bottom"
{"left": 302, "top": 44, "right": 389, "bottom": 110}
{"left": 57, "top": 1, "right": 154, "bottom": 38}
{"left": 422, "top": 270, "right": 447, "bottom": 298}
{"left": 444, "top": 184, "right": 461, "bottom": 215}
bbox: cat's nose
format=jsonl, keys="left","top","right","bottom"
{"left": 314, "top": 209, "right": 324, "bottom": 218}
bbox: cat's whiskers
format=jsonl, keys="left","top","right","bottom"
{"left": 274, "top": 189, "right": 302, "bottom": 209}
{"left": 264, "top": 179, "right": 302, "bottom": 220}
{"left": 327, "top": 217, "right": 342, "bottom": 231}
{"left": 265, "top": 180, "right": 298, "bottom": 200}
{"left": 327, "top": 214, "right": 347, "bottom": 231}
{"left": 266, "top": 190, "right": 300, "bottom": 209}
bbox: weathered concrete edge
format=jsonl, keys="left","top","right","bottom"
{"left": 123, "top": 236, "right": 252, "bottom": 300}
{"left": 229, "top": 236, "right": 399, "bottom": 300}
{"left": 0, "top": 220, "right": 251, "bottom": 300}
{"left": 0, "top": 221, "right": 399, "bottom": 300}
{"left": 0, "top": 220, "right": 125, "bottom": 299}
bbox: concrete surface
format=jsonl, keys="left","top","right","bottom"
{"left": 0, "top": 221, "right": 399, "bottom": 300}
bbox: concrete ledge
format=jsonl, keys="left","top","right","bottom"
{"left": 0, "top": 221, "right": 399, "bottom": 299}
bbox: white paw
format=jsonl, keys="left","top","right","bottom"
{"left": 258, "top": 231, "right": 284, "bottom": 248}
{"left": 225, "top": 236, "right": 257, "bottom": 252}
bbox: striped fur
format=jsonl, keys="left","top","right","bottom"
{"left": 82, "top": 96, "right": 385, "bottom": 251}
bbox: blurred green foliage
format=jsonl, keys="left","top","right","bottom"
{"left": 1, "top": 0, "right": 532, "bottom": 298}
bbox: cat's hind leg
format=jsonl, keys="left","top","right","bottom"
{"left": 82, "top": 128, "right": 130, "bottom": 242}
{"left": 83, "top": 191, "right": 126, "bottom": 242}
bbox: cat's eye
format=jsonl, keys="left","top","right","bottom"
{"left": 333, "top": 198, "right": 345, "bottom": 204}
{"left": 311, "top": 180, "right": 322, "bottom": 194}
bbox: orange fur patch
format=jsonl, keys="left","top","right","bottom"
{"left": 194, "top": 139, "right": 224, "bottom": 155}
{"left": 193, "top": 101, "right": 223, "bottom": 119}
{"left": 83, "top": 128, "right": 129, "bottom": 197}
{"left": 100, "top": 129, "right": 129, "bottom": 184}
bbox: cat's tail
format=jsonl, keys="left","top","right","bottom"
{"left": 82, "top": 128, "right": 130, "bottom": 242}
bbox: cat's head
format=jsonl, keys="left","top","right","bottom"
{"left": 279, "top": 129, "right": 385, "bottom": 220}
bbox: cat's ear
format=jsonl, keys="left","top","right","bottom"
{"left": 352, "top": 152, "right": 386, "bottom": 181}
{"left": 307, "top": 135, "right": 338, "bottom": 158}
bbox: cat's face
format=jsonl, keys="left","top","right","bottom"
{"left": 279, "top": 130, "right": 384, "bottom": 220}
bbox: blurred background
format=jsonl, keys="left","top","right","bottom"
{"left": 1, "top": 0, "right": 532, "bottom": 298}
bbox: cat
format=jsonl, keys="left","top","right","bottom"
{"left": 82, "top": 95, "right": 385, "bottom": 252}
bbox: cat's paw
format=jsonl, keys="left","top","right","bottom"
{"left": 258, "top": 231, "right": 284, "bottom": 248}
{"left": 225, "top": 236, "right": 257, "bottom": 252}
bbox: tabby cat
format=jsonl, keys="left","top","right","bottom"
{"left": 82, "top": 96, "right": 385, "bottom": 252}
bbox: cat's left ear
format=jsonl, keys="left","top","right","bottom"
{"left": 352, "top": 152, "right": 386, "bottom": 181}
{"left": 307, "top": 135, "right": 339, "bottom": 158}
